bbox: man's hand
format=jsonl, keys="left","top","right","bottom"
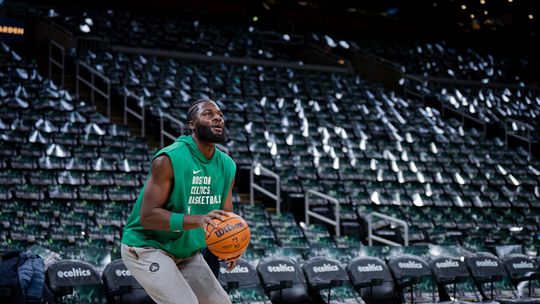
{"left": 225, "top": 253, "right": 242, "bottom": 272}
{"left": 202, "top": 210, "right": 230, "bottom": 236}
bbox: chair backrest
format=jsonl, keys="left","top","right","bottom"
{"left": 502, "top": 254, "right": 538, "bottom": 279}
{"left": 502, "top": 254, "right": 540, "bottom": 298}
{"left": 101, "top": 259, "right": 153, "bottom": 304}
{"left": 347, "top": 256, "right": 398, "bottom": 303}
{"left": 303, "top": 257, "right": 364, "bottom": 303}
{"left": 257, "top": 257, "right": 311, "bottom": 303}
{"left": 465, "top": 252, "right": 517, "bottom": 300}
{"left": 219, "top": 259, "right": 272, "bottom": 303}
{"left": 387, "top": 254, "right": 438, "bottom": 303}
{"left": 218, "top": 258, "right": 260, "bottom": 290}
{"left": 429, "top": 256, "right": 481, "bottom": 302}
{"left": 46, "top": 260, "right": 103, "bottom": 302}
{"left": 302, "top": 257, "right": 349, "bottom": 290}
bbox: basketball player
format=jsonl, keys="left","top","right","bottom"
{"left": 121, "top": 99, "right": 237, "bottom": 304}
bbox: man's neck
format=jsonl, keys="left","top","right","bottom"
{"left": 192, "top": 134, "right": 215, "bottom": 160}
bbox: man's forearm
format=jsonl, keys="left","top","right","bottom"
{"left": 182, "top": 215, "right": 204, "bottom": 230}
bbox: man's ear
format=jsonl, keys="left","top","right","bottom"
{"left": 188, "top": 120, "right": 195, "bottom": 131}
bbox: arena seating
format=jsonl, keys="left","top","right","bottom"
{"left": 310, "top": 34, "right": 526, "bottom": 84}
{"left": 424, "top": 83, "right": 540, "bottom": 140}
{"left": 11, "top": 3, "right": 297, "bottom": 62}
{"left": 0, "top": 41, "right": 152, "bottom": 255}
{"left": 77, "top": 49, "right": 540, "bottom": 252}
{"left": 2, "top": 1, "right": 540, "bottom": 302}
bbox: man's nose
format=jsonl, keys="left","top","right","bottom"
{"left": 212, "top": 114, "right": 224, "bottom": 122}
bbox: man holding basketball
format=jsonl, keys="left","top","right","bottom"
{"left": 121, "top": 99, "right": 237, "bottom": 304}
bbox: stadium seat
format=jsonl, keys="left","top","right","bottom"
{"left": 46, "top": 260, "right": 105, "bottom": 303}
{"left": 386, "top": 254, "right": 439, "bottom": 303}
{"left": 257, "top": 257, "right": 312, "bottom": 303}
{"left": 217, "top": 258, "right": 272, "bottom": 304}
{"left": 302, "top": 257, "right": 365, "bottom": 303}
{"left": 502, "top": 254, "right": 540, "bottom": 299}
{"left": 465, "top": 252, "right": 540, "bottom": 303}
{"left": 429, "top": 255, "right": 483, "bottom": 302}
{"left": 347, "top": 256, "right": 399, "bottom": 304}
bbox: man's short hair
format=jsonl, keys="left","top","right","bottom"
{"left": 186, "top": 98, "right": 214, "bottom": 125}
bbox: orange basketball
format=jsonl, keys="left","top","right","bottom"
{"left": 205, "top": 213, "right": 250, "bottom": 260}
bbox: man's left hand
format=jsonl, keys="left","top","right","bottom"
{"left": 225, "top": 254, "right": 242, "bottom": 272}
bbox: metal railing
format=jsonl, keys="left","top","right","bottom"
{"left": 48, "top": 40, "right": 65, "bottom": 88}
{"left": 76, "top": 61, "right": 111, "bottom": 118}
{"left": 159, "top": 111, "right": 185, "bottom": 147}
{"left": 505, "top": 118, "right": 537, "bottom": 154}
{"left": 403, "top": 74, "right": 425, "bottom": 103}
{"left": 124, "top": 90, "right": 145, "bottom": 137}
{"left": 367, "top": 212, "right": 409, "bottom": 246}
{"left": 305, "top": 190, "right": 341, "bottom": 237}
{"left": 75, "top": 36, "right": 110, "bottom": 53}
{"left": 250, "top": 163, "right": 281, "bottom": 214}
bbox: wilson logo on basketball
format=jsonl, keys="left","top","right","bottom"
{"left": 214, "top": 222, "right": 245, "bottom": 238}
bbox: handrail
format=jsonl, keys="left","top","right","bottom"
{"left": 75, "top": 36, "right": 111, "bottom": 53}
{"left": 403, "top": 74, "right": 425, "bottom": 103}
{"left": 159, "top": 111, "right": 185, "bottom": 147}
{"left": 505, "top": 118, "right": 537, "bottom": 155}
{"left": 76, "top": 60, "right": 111, "bottom": 118}
{"left": 48, "top": 40, "right": 65, "bottom": 88}
{"left": 305, "top": 190, "right": 341, "bottom": 237}
{"left": 440, "top": 102, "right": 487, "bottom": 134}
{"left": 124, "top": 90, "right": 145, "bottom": 137}
{"left": 367, "top": 212, "right": 409, "bottom": 246}
{"left": 250, "top": 163, "right": 281, "bottom": 214}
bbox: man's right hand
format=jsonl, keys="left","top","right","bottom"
{"left": 201, "top": 210, "right": 230, "bottom": 235}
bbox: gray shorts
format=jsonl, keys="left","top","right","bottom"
{"left": 121, "top": 244, "right": 231, "bottom": 304}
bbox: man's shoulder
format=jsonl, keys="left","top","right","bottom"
{"left": 153, "top": 141, "right": 189, "bottom": 159}
{"left": 217, "top": 149, "right": 236, "bottom": 169}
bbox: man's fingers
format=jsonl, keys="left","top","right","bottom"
{"left": 227, "top": 260, "right": 237, "bottom": 271}
{"left": 204, "top": 218, "right": 218, "bottom": 229}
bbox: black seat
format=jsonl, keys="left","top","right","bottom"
{"left": 502, "top": 254, "right": 540, "bottom": 299}
{"left": 465, "top": 252, "right": 540, "bottom": 303}
{"left": 257, "top": 257, "right": 311, "bottom": 303}
{"left": 102, "top": 259, "right": 153, "bottom": 304}
{"left": 347, "top": 256, "right": 399, "bottom": 304}
{"left": 217, "top": 258, "right": 271, "bottom": 303}
{"left": 429, "top": 255, "right": 483, "bottom": 302}
{"left": 302, "top": 256, "right": 363, "bottom": 304}
{"left": 386, "top": 254, "right": 439, "bottom": 303}
{"left": 46, "top": 260, "right": 104, "bottom": 303}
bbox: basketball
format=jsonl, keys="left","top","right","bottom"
{"left": 205, "top": 213, "right": 250, "bottom": 260}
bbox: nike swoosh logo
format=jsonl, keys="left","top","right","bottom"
{"left": 193, "top": 170, "right": 203, "bottom": 174}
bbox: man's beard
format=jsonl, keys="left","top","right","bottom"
{"left": 195, "top": 123, "right": 227, "bottom": 144}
